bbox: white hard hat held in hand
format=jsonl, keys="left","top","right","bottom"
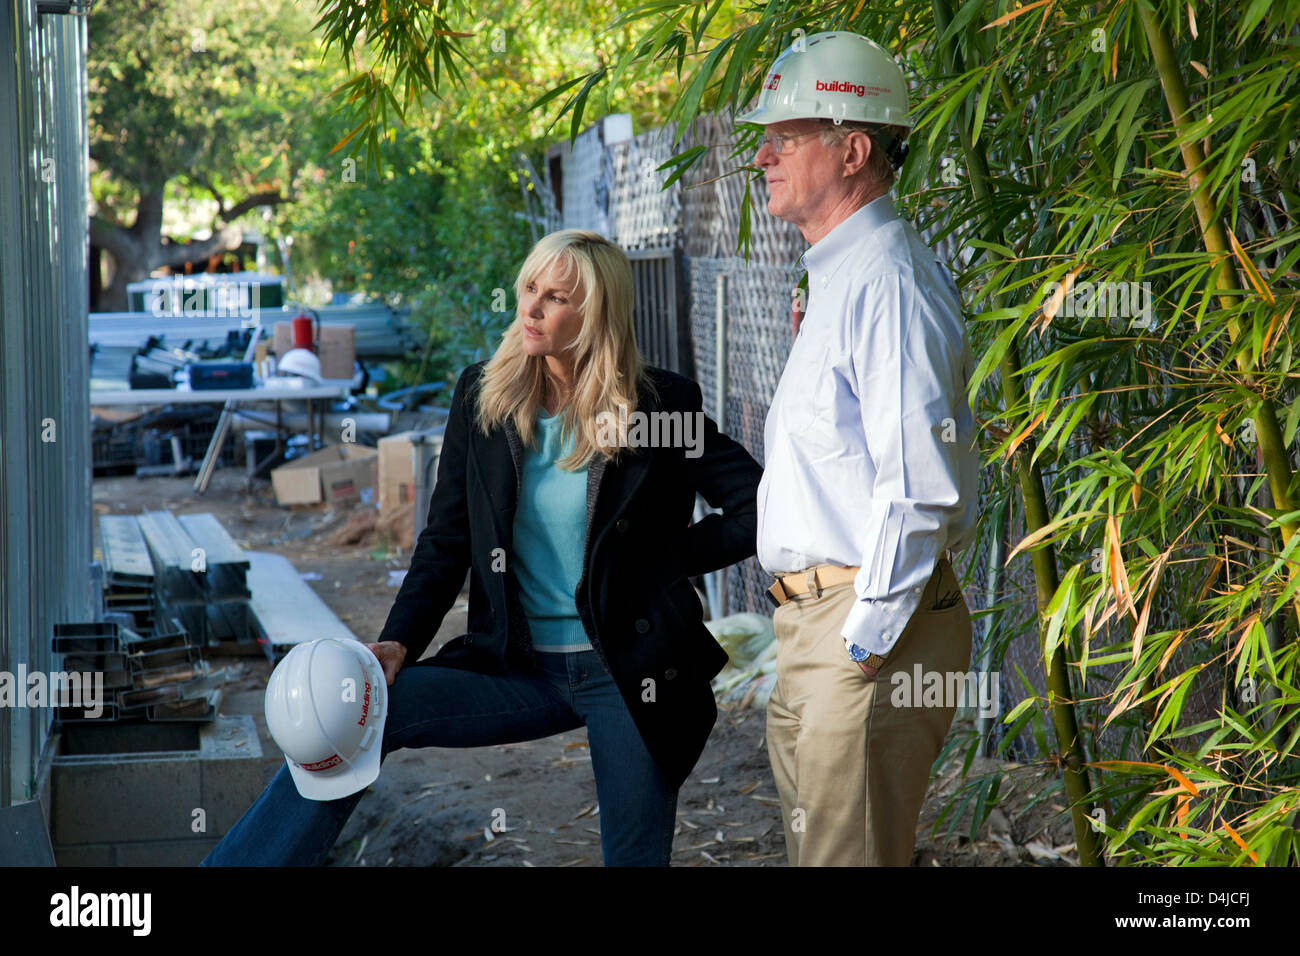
{"left": 264, "top": 638, "right": 388, "bottom": 801}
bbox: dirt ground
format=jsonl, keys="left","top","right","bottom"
{"left": 92, "top": 469, "right": 1074, "bottom": 867}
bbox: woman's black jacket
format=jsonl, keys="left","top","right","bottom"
{"left": 377, "top": 360, "right": 764, "bottom": 789}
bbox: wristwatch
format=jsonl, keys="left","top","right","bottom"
{"left": 847, "top": 644, "right": 887, "bottom": 670}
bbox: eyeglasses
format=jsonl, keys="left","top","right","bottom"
{"left": 760, "top": 129, "right": 824, "bottom": 155}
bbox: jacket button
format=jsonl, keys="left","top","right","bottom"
{"left": 664, "top": 667, "right": 678, "bottom": 680}
{"left": 634, "top": 618, "right": 650, "bottom": 633}
{"left": 616, "top": 518, "right": 629, "bottom": 532}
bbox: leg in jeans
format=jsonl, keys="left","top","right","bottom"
{"left": 555, "top": 650, "right": 678, "bottom": 866}
{"left": 202, "top": 658, "right": 582, "bottom": 866}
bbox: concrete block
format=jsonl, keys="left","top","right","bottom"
{"left": 198, "top": 715, "right": 266, "bottom": 834}
{"left": 58, "top": 720, "right": 201, "bottom": 756}
{"left": 53, "top": 843, "right": 114, "bottom": 867}
{"left": 115, "top": 838, "right": 217, "bottom": 867}
{"left": 50, "top": 715, "right": 262, "bottom": 850}
{"left": 52, "top": 755, "right": 201, "bottom": 844}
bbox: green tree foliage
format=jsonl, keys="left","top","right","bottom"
{"left": 309, "top": 0, "right": 737, "bottom": 169}
{"left": 87, "top": 0, "right": 320, "bottom": 309}
{"left": 292, "top": 0, "right": 691, "bottom": 388}
{"left": 281, "top": 125, "right": 534, "bottom": 388}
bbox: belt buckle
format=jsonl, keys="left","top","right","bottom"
{"left": 766, "top": 578, "right": 786, "bottom": 609}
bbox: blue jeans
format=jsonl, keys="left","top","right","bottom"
{"left": 200, "top": 649, "right": 678, "bottom": 866}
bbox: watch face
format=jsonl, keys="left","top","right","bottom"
{"left": 848, "top": 644, "right": 868, "bottom": 661}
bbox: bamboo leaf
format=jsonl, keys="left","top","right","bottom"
{"left": 1235, "top": 0, "right": 1275, "bottom": 43}
{"left": 1221, "top": 823, "right": 1261, "bottom": 864}
{"left": 658, "top": 145, "right": 707, "bottom": 189}
{"left": 1003, "top": 693, "right": 1040, "bottom": 725}
{"left": 1007, "top": 510, "right": 1099, "bottom": 562}
{"left": 1043, "top": 563, "right": 1082, "bottom": 675}
{"left": 1005, "top": 411, "right": 1046, "bottom": 461}
{"left": 1226, "top": 230, "right": 1275, "bottom": 305}
{"left": 981, "top": 0, "right": 1053, "bottom": 31}
{"left": 1106, "top": 515, "right": 1136, "bottom": 622}
{"left": 527, "top": 72, "right": 588, "bottom": 113}
{"left": 329, "top": 119, "right": 369, "bottom": 156}
{"left": 1164, "top": 766, "right": 1199, "bottom": 796}
{"left": 971, "top": 68, "right": 995, "bottom": 147}
{"left": 569, "top": 67, "right": 609, "bottom": 142}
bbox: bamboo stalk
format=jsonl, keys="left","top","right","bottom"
{"left": 1137, "top": 2, "right": 1300, "bottom": 638}
{"left": 930, "top": 0, "right": 1103, "bottom": 867}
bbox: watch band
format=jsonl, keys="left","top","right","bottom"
{"left": 848, "top": 644, "right": 888, "bottom": 669}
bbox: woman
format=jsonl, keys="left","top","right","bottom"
{"left": 202, "top": 230, "right": 763, "bottom": 866}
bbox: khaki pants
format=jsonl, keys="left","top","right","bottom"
{"left": 765, "top": 558, "right": 972, "bottom": 866}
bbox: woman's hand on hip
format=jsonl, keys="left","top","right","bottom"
{"left": 365, "top": 641, "right": 408, "bottom": 685}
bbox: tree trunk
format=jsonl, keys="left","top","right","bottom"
{"left": 90, "top": 184, "right": 281, "bottom": 311}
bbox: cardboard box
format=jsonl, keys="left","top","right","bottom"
{"left": 378, "top": 430, "right": 442, "bottom": 513}
{"left": 273, "top": 323, "right": 356, "bottom": 381}
{"left": 271, "top": 443, "right": 377, "bottom": 506}
{"left": 378, "top": 431, "right": 418, "bottom": 514}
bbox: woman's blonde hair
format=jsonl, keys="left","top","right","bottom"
{"left": 475, "top": 230, "right": 656, "bottom": 469}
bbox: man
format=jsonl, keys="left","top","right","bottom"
{"left": 738, "top": 31, "right": 980, "bottom": 866}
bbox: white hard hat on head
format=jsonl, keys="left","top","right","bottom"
{"left": 736, "top": 31, "right": 911, "bottom": 167}
{"left": 264, "top": 638, "right": 388, "bottom": 801}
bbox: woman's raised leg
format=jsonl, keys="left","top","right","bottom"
{"left": 201, "top": 658, "right": 582, "bottom": 866}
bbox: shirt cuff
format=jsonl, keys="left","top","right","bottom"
{"left": 840, "top": 587, "right": 925, "bottom": 658}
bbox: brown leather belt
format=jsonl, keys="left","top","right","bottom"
{"left": 766, "top": 564, "right": 860, "bottom": 609}
{"left": 767, "top": 552, "right": 956, "bottom": 609}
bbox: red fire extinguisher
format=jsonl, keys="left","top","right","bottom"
{"left": 291, "top": 311, "right": 316, "bottom": 352}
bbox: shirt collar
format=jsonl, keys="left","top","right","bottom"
{"left": 800, "top": 193, "right": 899, "bottom": 280}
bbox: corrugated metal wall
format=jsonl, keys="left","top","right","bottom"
{"left": 0, "top": 2, "right": 94, "bottom": 807}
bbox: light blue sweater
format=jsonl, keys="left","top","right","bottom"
{"left": 512, "top": 408, "right": 592, "bottom": 652}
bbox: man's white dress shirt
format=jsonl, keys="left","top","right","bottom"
{"left": 756, "top": 193, "right": 979, "bottom": 659}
